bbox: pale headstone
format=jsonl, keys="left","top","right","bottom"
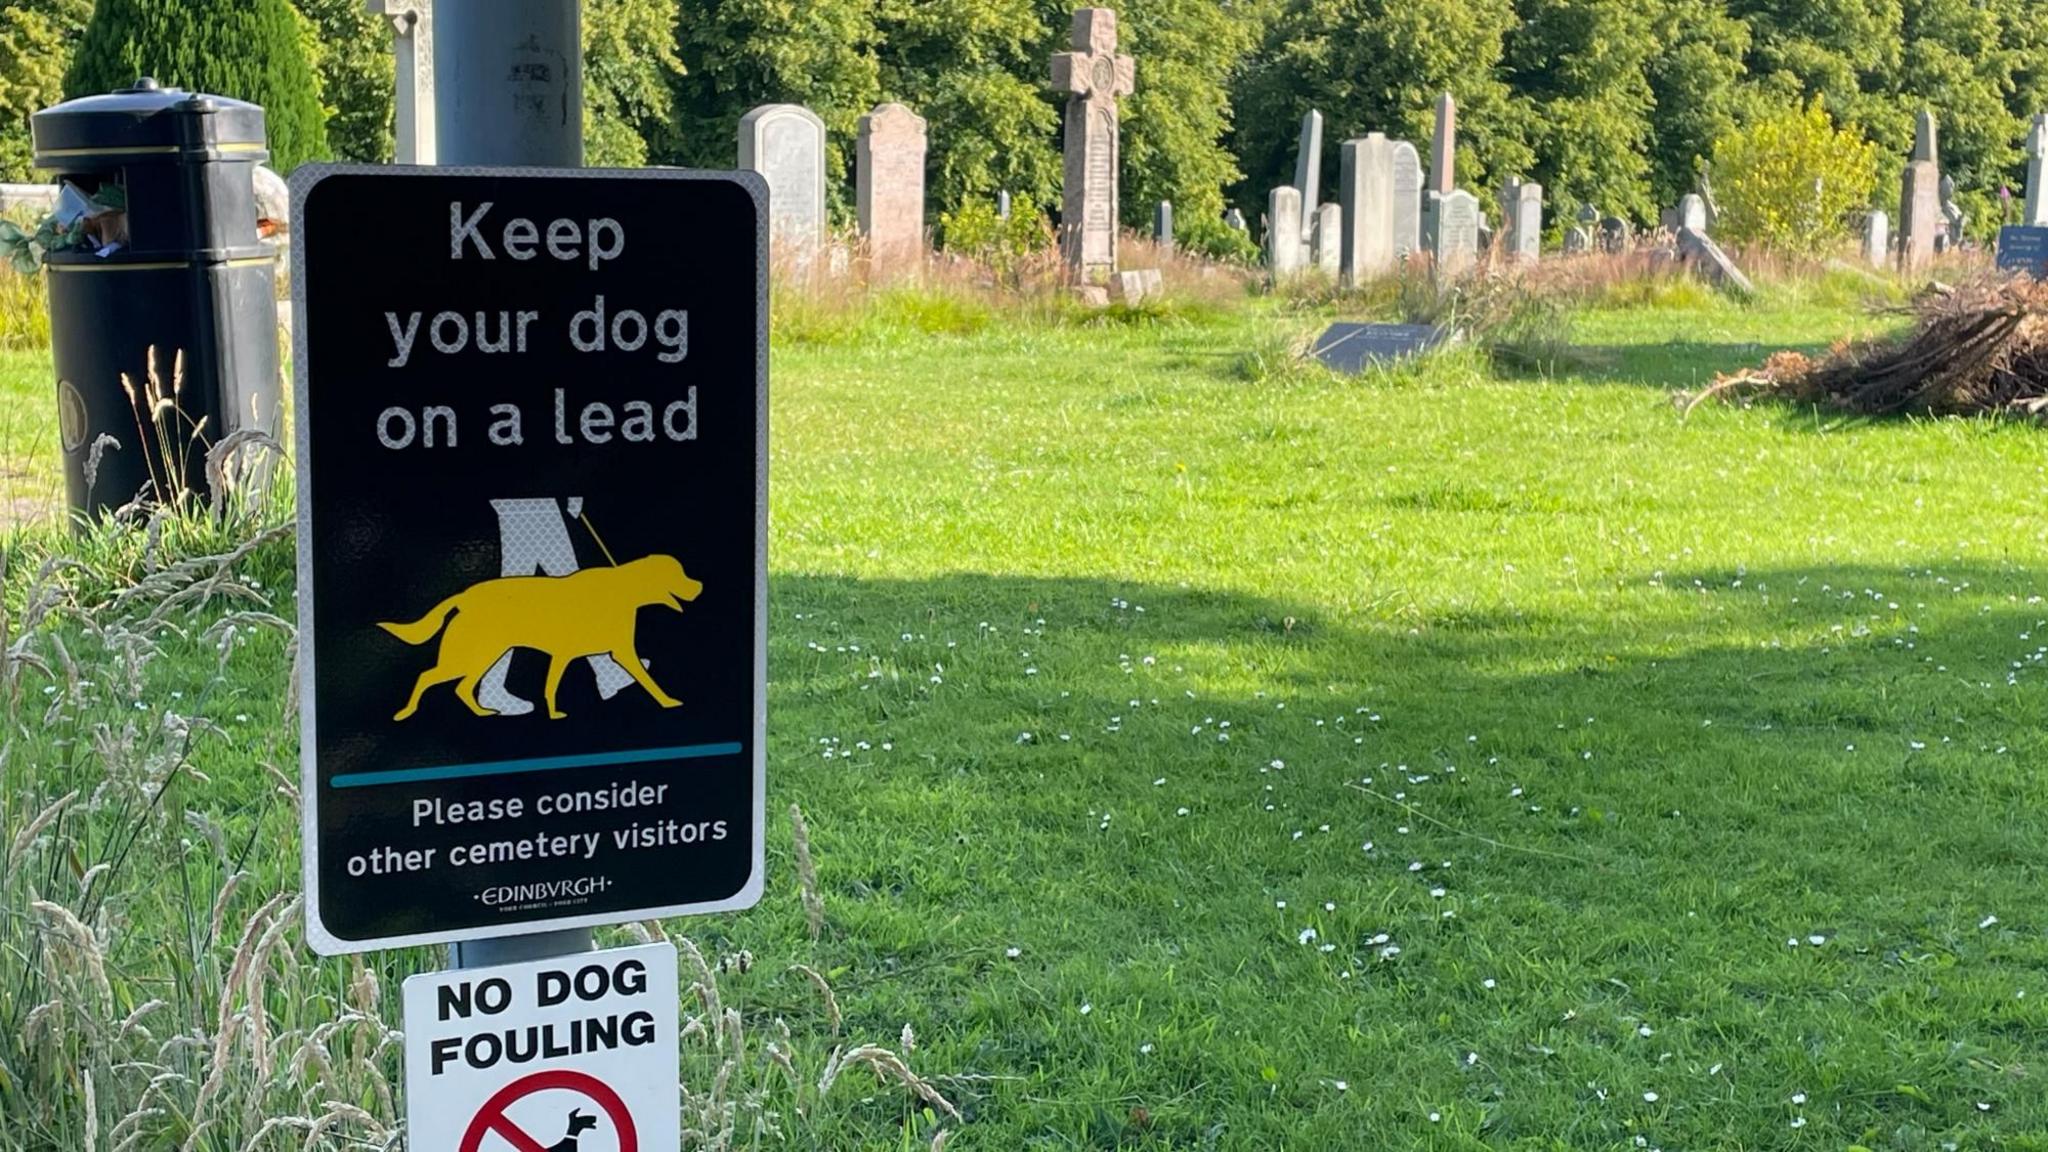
{"left": 1155, "top": 200, "right": 1174, "bottom": 252}
{"left": 1295, "top": 110, "right": 1323, "bottom": 242}
{"left": 1679, "top": 193, "right": 1707, "bottom": 233}
{"left": 1314, "top": 202, "right": 1342, "bottom": 277}
{"left": 739, "top": 103, "right": 828, "bottom": 261}
{"left": 1431, "top": 189, "right": 1480, "bottom": 274}
{"left": 1224, "top": 207, "right": 1247, "bottom": 233}
{"left": 998, "top": 189, "right": 1012, "bottom": 219}
{"left": 1899, "top": 160, "right": 1940, "bottom": 272}
{"left": 1508, "top": 181, "right": 1542, "bottom": 263}
{"left": 1339, "top": 133, "right": 1396, "bottom": 287}
{"left": 1563, "top": 226, "right": 1590, "bottom": 255}
{"left": 1115, "top": 267, "right": 1163, "bottom": 305}
{"left": 1048, "top": 7, "right": 1136, "bottom": 281}
{"left": 1391, "top": 141, "right": 1422, "bottom": 257}
{"left": 1268, "top": 185, "right": 1304, "bottom": 281}
{"left": 1864, "top": 210, "right": 1889, "bottom": 267}
{"left": 368, "top": 0, "right": 436, "bottom": 164}
{"left": 1429, "top": 92, "right": 1456, "bottom": 196}
{"left": 2026, "top": 114, "right": 2048, "bottom": 228}
{"left": 856, "top": 102, "right": 928, "bottom": 278}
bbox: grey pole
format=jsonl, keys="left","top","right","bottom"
{"left": 434, "top": 0, "right": 591, "bottom": 968}
{"left": 433, "top": 0, "right": 582, "bottom": 168}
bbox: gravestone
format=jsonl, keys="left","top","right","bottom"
{"left": 1939, "top": 173, "right": 1967, "bottom": 251}
{"left": 998, "top": 189, "right": 1012, "bottom": 219}
{"left": 1339, "top": 134, "right": 1397, "bottom": 287}
{"left": 1224, "top": 207, "right": 1247, "bottom": 233}
{"left": 1431, "top": 189, "right": 1480, "bottom": 274}
{"left": 1697, "top": 165, "right": 1720, "bottom": 229}
{"left": 1429, "top": 92, "right": 1456, "bottom": 196}
{"left": 2026, "top": 114, "right": 2048, "bottom": 228}
{"left": 1899, "top": 161, "right": 1940, "bottom": 272}
{"left": 1267, "top": 186, "right": 1304, "bottom": 281}
{"left": 739, "top": 103, "right": 827, "bottom": 261}
{"left": 1155, "top": 200, "right": 1174, "bottom": 252}
{"left": 1598, "top": 215, "right": 1631, "bottom": 253}
{"left": 1115, "top": 267, "right": 1164, "bottom": 304}
{"left": 856, "top": 102, "right": 927, "bottom": 279}
{"left": 1677, "top": 226, "right": 1755, "bottom": 296}
{"left": 1864, "top": 210, "right": 1889, "bottom": 268}
{"left": 1048, "top": 8, "right": 1136, "bottom": 281}
{"left": 1912, "top": 108, "right": 1938, "bottom": 164}
{"left": 1679, "top": 193, "right": 1708, "bottom": 233}
{"left": 1310, "top": 322, "right": 1453, "bottom": 373}
{"left": 369, "top": 0, "right": 436, "bottom": 165}
{"left": 1294, "top": 110, "right": 1323, "bottom": 243}
{"left": 1502, "top": 179, "right": 1542, "bottom": 263}
{"left": 1563, "top": 225, "right": 1590, "bottom": 255}
{"left": 1997, "top": 226, "right": 2048, "bottom": 277}
{"left": 1391, "top": 141, "right": 1422, "bottom": 258}
{"left": 1314, "top": 203, "right": 1342, "bottom": 277}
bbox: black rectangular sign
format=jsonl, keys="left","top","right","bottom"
{"left": 291, "top": 166, "right": 766, "bottom": 954}
{"left": 1998, "top": 225, "right": 2048, "bottom": 277}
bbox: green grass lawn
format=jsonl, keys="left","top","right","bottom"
{"left": 8, "top": 284, "right": 2048, "bottom": 1150}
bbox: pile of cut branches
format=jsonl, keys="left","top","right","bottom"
{"left": 1684, "top": 277, "right": 2048, "bottom": 418}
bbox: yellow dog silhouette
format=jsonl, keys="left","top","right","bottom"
{"left": 380, "top": 554, "right": 704, "bottom": 721}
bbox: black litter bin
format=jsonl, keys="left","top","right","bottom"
{"left": 31, "top": 77, "right": 281, "bottom": 519}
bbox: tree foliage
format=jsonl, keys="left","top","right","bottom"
{"left": 585, "top": 0, "right": 686, "bottom": 167}
{"left": 65, "top": 0, "right": 329, "bottom": 171}
{"left": 1711, "top": 97, "right": 1877, "bottom": 255}
{"left": 0, "top": 0, "right": 91, "bottom": 181}
{"left": 292, "top": 0, "right": 391, "bottom": 164}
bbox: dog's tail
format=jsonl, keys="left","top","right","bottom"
{"left": 378, "top": 592, "right": 463, "bottom": 645}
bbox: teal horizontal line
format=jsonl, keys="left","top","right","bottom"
{"left": 330, "top": 741, "right": 745, "bottom": 788}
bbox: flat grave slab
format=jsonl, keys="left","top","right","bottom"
{"left": 1997, "top": 226, "right": 2048, "bottom": 277}
{"left": 1309, "top": 322, "right": 1453, "bottom": 373}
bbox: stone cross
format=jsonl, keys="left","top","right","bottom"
{"left": 1267, "top": 185, "right": 1304, "bottom": 281}
{"left": 1429, "top": 93, "right": 1457, "bottom": 196}
{"left": 1340, "top": 133, "right": 1397, "bottom": 287}
{"left": 856, "top": 102, "right": 928, "bottom": 279}
{"left": 1294, "top": 110, "right": 1323, "bottom": 243}
{"left": 2025, "top": 114, "right": 2048, "bottom": 227}
{"left": 368, "top": 0, "right": 435, "bottom": 164}
{"left": 1048, "top": 8, "right": 1136, "bottom": 281}
{"left": 740, "top": 104, "right": 828, "bottom": 264}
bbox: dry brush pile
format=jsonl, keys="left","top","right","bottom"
{"left": 1687, "top": 277, "right": 2048, "bottom": 418}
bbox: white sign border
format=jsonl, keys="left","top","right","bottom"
{"left": 290, "top": 164, "right": 770, "bottom": 956}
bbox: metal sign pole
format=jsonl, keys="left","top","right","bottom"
{"left": 434, "top": 0, "right": 590, "bottom": 968}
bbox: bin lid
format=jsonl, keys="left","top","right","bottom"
{"left": 31, "top": 78, "right": 267, "bottom": 165}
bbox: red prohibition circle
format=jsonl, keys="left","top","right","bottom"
{"left": 457, "top": 1068, "right": 639, "bottom": 1152}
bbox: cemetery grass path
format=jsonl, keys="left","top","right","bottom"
{"left": 8, "top": 289, "right": 2048, "bottom": 1149}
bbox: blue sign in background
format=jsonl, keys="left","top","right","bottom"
{"left": 1996, "top": 226, "right": 2048, "bottom": 276}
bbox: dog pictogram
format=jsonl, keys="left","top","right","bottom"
{"left": 380, "top": 554, "right": 703, "bottom": 721}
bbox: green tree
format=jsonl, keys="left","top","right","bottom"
{"left": 292, "top": 0, "right": 391, "bottom": 163}
{"left": 1503, "top": 0, "right": 1659, "bottom": 225}
{"left": 1113, "top": 0, "right": 1258, "bottom": 228}
{"left": 1230, "top": 0, "right": 1525, "bottom": 222}
{"left": 670, "top": 0, "right": 881, "bottom": 222}
{"left": 584, "top": 0, "right": 685, "bottom": 167}
{"left": 1644, "top": 0, "right": 1752, "bottom": 208}
{"left": 1711, "top": 96, "right": 1876, "bottom": 255}
{"left": 64, "top": 0, "right": 330, "bottom": 170}
{"left": 0, "top": 0, "right": 91, "bottom": 181}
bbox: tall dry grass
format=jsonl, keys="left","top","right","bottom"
{"left": 0, "top": 494, "right": 965, "bottom": 1150}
